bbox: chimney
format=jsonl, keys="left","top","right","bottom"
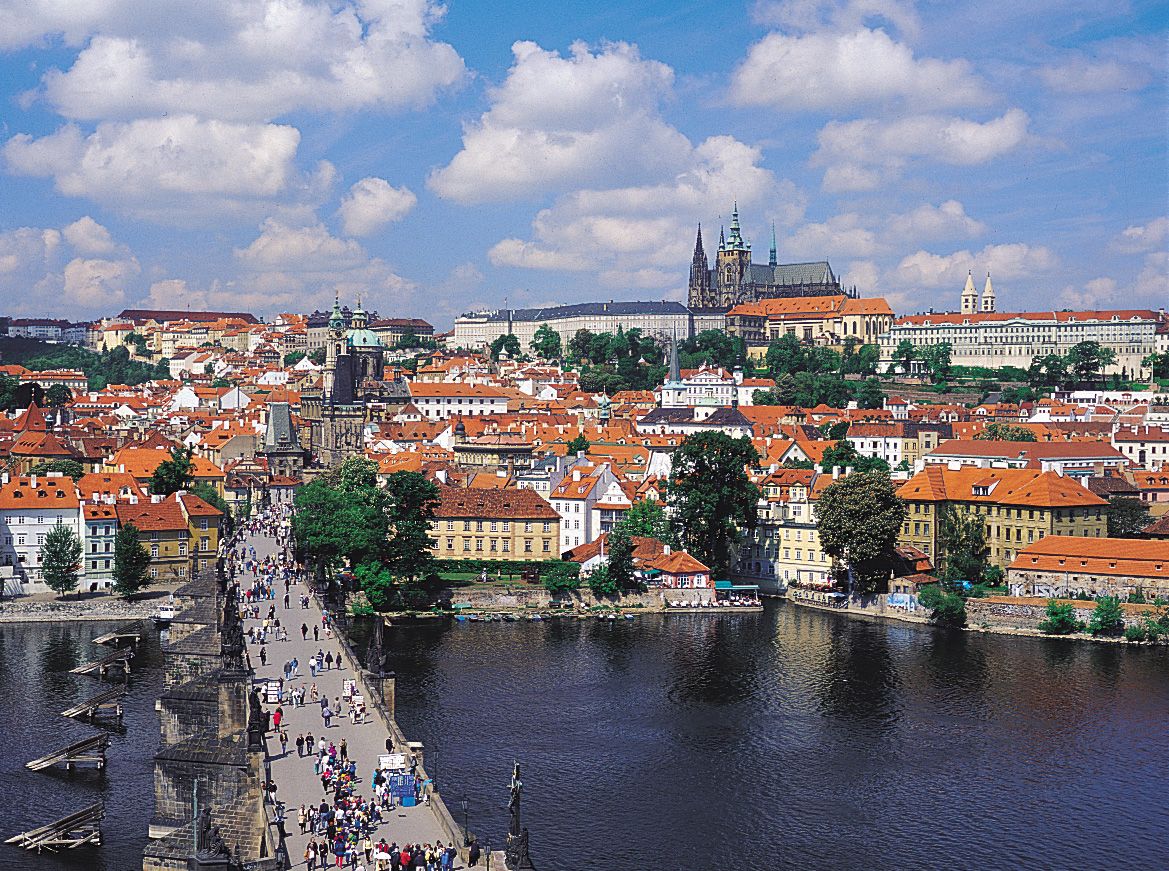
{"left": 30, "top": 474, "right": 37, "bottom": 488}
{"left": 572, "top": 470, "right": 581, "bottom": 482}
{"left": 663, "top": 544, "right": 671, "bottom": 555}
{"left": 832, "top": 466, "right": 840, "bottom": 479}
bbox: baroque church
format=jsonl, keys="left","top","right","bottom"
{"left": 687, "top": 204, "right": 854, "bottom": 314}
{"left": 300, "top": 297, "right": 410, "bottom": 467}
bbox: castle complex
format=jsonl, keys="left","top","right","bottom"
{"left": 687, "top": 204, "right": 852, "bottom": 314}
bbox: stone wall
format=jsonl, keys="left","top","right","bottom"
{"left": 444, "top": 585, "right": 663, "bottom": 610}
{"left": 966, "top": 596, "right": 1157, "bottom": 631}
{"left": 1008, "top": 568, "right": 1169, "bottom": 601}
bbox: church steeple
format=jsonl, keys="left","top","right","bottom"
{"left": 726, "top": 201, "right": 746, "bottom": 251}
{"left": 768, "top": 222, "right": 777, "bottom": 268}
{"left": 328, "top": 294, "right": 344, "bottom": 331}
{"left": 960, "top": 270, "right": 978, "bottom": 315}
{"left": 687, "top": 223, "right": 712, "bottom": 310}
{"left": 981, "top": 272, "right": 996, "bottom": 312}
{"left": 718, "top": 226, "right": 726, "bottom": 252}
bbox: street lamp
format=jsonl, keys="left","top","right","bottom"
{"left": 432, "top": 746, "right": 439, "bottom": 790}
{"left": 461, "top": 796, "right": 470, "bottom": 847}
{"left": 486, "top": 842, "right": 492, "bottom": 870}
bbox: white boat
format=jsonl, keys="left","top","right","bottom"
{"left": 152, "top": 600, "right": 177, "bottom": 627}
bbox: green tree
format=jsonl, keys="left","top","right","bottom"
{"left": 354, "top": 562, "right": 397, "bottom": 612}
{"left": 567, "top": 434, "right": 590, "bottom": 455}
{"left": 1066, "top": 340, "right": 1116, "bottom": 384}
{"left": 845, "top": 344, "right": 881, "bottom": 376}
{"left": 615, "top": 499, "right": 674, "bottom": 545}
{"left": 819, "top": 440, "right": 890, "bottom": 475}
{"left": 125, "top": 332, "right": 149, "bottom": 356}
{"left": 1088, "top": 596, "right": 1125, "bottom": 637}
{"left": 938, "top": 507, "right": 988, "bottom": 584}
{"left": 112, "top": 522, "right": 152, "bottom": 597}
{"left": 149, "top": 445, "right": 196, "bottom": 496}
{"left": 44, "top": 383, "right": 73, "bottom": 408}
{"left": 40, "top": 524, "right": 82, "bottom": 597}
{"left": 0, "top": 373, "right": 19, "bottom": 411}
{"left": 30, "top": 459, "right": 86, "bottom": 481}
{"left": 816, "top": 472, "right": 907, "bottom": 594}
{"left": 489, "top": 333, "right": 522, "bottom": 361}
{"left": 765, "top": 334, "right": 805, "bottom": 378}
{"left": 668, "top": 432, "right": 760, "bottom": 579}
{"left": 752, "top": 389, "right": 783, "bottom": 406}
{"left": 284, "top": 351, "right": 306, "bottom": 366}
{"left": 1142, "top": 352, "right": 1169, "bottom": 380}
{"left": 1028, "top": 353, "right": 1068, "bottom": 389}
{"left": 293, "top": 477, "right": 387, "bottom": 570}
{"left": 999, "top": 385, "right": 1037, "bottom": 404}
{"left": 1106, "top": 496, "right": 1151, "bottom": 538}
{"left": 974, "top": 422, "right": 1037, "bottom": 441}
{"left": 530, "top": 324, "right": 562, "bottom": 360}
{"left": 587, "top": 564, "right": 618, "bottom": 597}
{"left": 605, "top": 528, "right": 640, "bottom": 592}
{"left": 920, "top": 343, "right": 953, "bottom": 383}
{"left": 854, "top": 378, "right": 885, "bottom": 410}
{"left": 1037, "top": 600, "right": 1084, "bottom": 635}
{"left": 894, "top": 339, "right": 915, "bottom": 375}
{"left": 381, "top": 471, "right": 440, "bottom": 583}
{"left": 542, "top": 562, "right": 581, "bottom": 594}
{"left": 309, "top": 348, "right": 326, "bottom": 365}
{"left": 568, "top": 329, "right": 595, "bottom": 362}
{"left": 917, "top": 584, "right": 967, "bottom": 628}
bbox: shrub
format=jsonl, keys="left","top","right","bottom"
{"left": 1037, "top": 600, "right": 1084, "bottom": 635}
{"left": 917, "top": 584, "right": 967, "bottom": 629}
{"left": 1088, "top": 596, "right": 1125, "bottom": 637}
{"left": 1123, "top": 624, "right": 1146, "bottom": 643}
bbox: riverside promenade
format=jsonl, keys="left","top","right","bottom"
{"left": 241, "top": 530, "right": 467, "bottom": 868}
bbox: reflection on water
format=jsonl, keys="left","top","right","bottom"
{"left": 382, "top": 602, "right": 1169, "bottom": 871}
{"left": 0, "top": 621, "right": 163, "bottom": 871}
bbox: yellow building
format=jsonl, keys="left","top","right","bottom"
{"left": 429, "top": 487, "right": 560, "bottom": 560}
{"left": 896, "top": 466, "right": 1107, "bottom": 570}
{"left": 726, "top": 295, "right": 895, "bottom": 357}
{"left": 115, "top": 492, "right": 223, "bottom": 583}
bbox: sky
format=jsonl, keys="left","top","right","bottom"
{"left": 0, "top": 0, "right": 1165, "bottom": 328}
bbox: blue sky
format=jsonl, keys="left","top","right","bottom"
{"left": 0, "top": 0, "right": 1165, "bottom": 327}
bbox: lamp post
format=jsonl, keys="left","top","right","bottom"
{"left": 461, "top": 796, "right": 470, "bottom": 847}
{"left": 486, "top": 842, "right": 492, "bottom": 870}
{"left": 432, "top": 746, "right": 439, "bottom": 790}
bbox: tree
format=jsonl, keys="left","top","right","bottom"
{"left": 0, "top": 373, "right": 19, "bottom": 411}
{"left": 1066, "top": 340, "right": 1115, "bottom": 384}
{"left": 919, "top": 343, "right": 953, "bottom": 383}
{"left": 381, "top": 471, "right": 440, "bottom": 583}
{"left": 974, "top": 422, "right": 1036, "bottom": 442}
{"left": 1088, "top": 596, "right": 1125, "bottom": 637}
{"left": 1037, "top": 600, "right": 1084, "bottom": 635}
{"left": 606, "top": 528, "right": 640, "bottom": 592}
{"left": 309, "top": 348, "right": 326, "bottom": 365}
{"left": 917, "top": 584, "right": 967, "bottom": 628}
{"left": 894, "top": 339, "right": 915, "bottom": 375}
{"left": 44, "top": 384, "right": 72, "bottom": 408}
{"left": 819, "top": 440, "right": 890, "bottom": 475}
{"left": 530, "top": 324, "right": 562, "bottom": 360}
{"left": 845, "top": 344, "right": 880, "bottom": 376}
{"left": 616, "top": 499, "right": 674, "bottom": 545}
{"left": 567, "top": 434, "right": 590, "bottom": 455}
{"left": 542, "top": 563, "right": 581, "bottom": 594}
{"left": 752, "top": 389, "right": 783, "bottom": 406}
{"left": 816, "top": 472, "right": 907, "bottom": 594}
{"left": 938, "top": 507, "right": 987, "bottom": 585}
{"left": 1106, "top": 496, "right": 1151, "bottom": 538}
{"left": 284, "top": 351, "right": 306, "bottom": 366}
{"left": 30, "top": 459, "right": 86, "bottom": 480}
{"left": 587, "top": 564, "right": 618, "bottom": 597}
{"left": 489, "top": 333, "right": 522, "bottom": 361}
{"left": 149, "top": 445, "right": 195, "bottom": 496}
{"left": 1142, "top": 352, "right": 1169, "bottom": 381}
{"left": 668, "top": 432, "right": 760, "bottom": 579}
{"left": 568, "top": 329, "right": 595, "bottom": 362}
{"left": 293, "top": 476, "right": 387, "bottom": 570}
{"left": 1028, "top": 353, "right": 1068, "bottom": 389}
{"left": 113, "top": 522, "right": 152, "bottom": 597}
{"left": 854, "top": 378, "right": 885, "bottom": 410}
{"left": 765, "top": 334, "right": 805, "bottom": 378}
{"left": 40, "top": 524, "right": 82, "bottom": 598}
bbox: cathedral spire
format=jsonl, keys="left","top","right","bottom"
{"left": 693, "top": 223, "right": 706, "bottom": 261}
{"left": 718, "top": 226, "right": 726, "bottom": 252}
{"left": 328, "top": 293, "right": 344, "bottom": 330}
{"left": 768, "top": 222, "right": 777, "bottom": 268}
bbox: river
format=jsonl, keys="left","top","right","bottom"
{"left": 0, "top": 620, "right": 163, "bottom": 871}
{"left": 378, "top": 603, "right": 1169, "bottom": 871}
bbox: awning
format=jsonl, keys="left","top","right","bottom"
{"left": 452, "top": 603, "right": 473, "bottom": 610}
{"left": 715, "top": 580, "right": 758, "bottom": 591}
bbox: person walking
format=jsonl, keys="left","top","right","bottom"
{"left": 296, "top": 733, "right": 305, "bottom": 757}
{"left": 302, "top": 622, "right": 309, "bottom": 640}
{"left": 313, "top": 624, "right": 319, "bottom": 641}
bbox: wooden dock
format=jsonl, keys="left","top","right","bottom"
{"left": 5, "top": 802, "right": 103, "bottom": 851}
{"left": 26, "top": 734, "right": 109, "bottom": 772}
{"left": 61, "top": 687, "right": 125, "bottom": 724}
{"left": 69, "top": 648, "right": 133, "bottom": 679}
{"left": 91, "top": 621, "right": 142, "bottom": 648}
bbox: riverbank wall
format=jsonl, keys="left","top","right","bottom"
{"left": 443, "top": 585, "right": 714, "bottom": 611}
{"left": 0, "top": 596, "right": 160, "bottom": 622}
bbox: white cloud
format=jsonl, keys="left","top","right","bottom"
{"left": 885, "top": 200, "right": 986, "bottom": 242}
{"left": 489, "top": 135, "right": 802, "bottom": 290}
{"left": 1058, "top": 277, "right": 1119, "bottom": 309}
{"left": 33, "top": 1, "right": 465, "bottom": 122}
{"left": 5, "top": 116, "right": 301, "bottom": 203}
{"left": 338, "top": 178, "right": 417, "bottom": 237}
{"left": 891, "top": 242, "right": 1058, "bottom": 290}
{"left": 429, "top": 40, "right": 692, "bottom": 204}
{"left": 62, "top": 216, "right": 118, "bottom": 254}
{"left": 1112, "top": 217, "right": 1169, "bottom": 254}
{"left": 783, "top": 213, "right": 880, "bottom": 260}
{"left": 1134, "top": 252, "right": 1169, "bottom": 304}
{"left": 731, "top": 28, "right": 987, "bottom": 111}
{"left": 236, "top": 219, "right": 367, "bottom": 272}
{"left": 63, "top": 256, "right": 137, "bottom": 308}
{"left": 753, "top": 0, "right": 920, "bottom": 40}
{"left": 0, "top": 0, "right": 119, "bottom": 50}
{"left": 813, "top": 109, "right": 1030, "bottom": 191}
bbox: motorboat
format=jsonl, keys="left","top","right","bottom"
{"left": 153, "top": 599, "right": 177, "bottom": 627}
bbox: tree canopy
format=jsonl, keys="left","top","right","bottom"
{"left": 490, "top": 333, "right": 522, "bottom": 361}
{"left": 1106, "top": 496, "right": 1151, "bottom": 538}
{"left": 530, "top": 324, "right": 562, "bottom": 360}
{"left": 938, "top": 507, "right": 988, "bottom": 584}
{"left": 113, "top": 522, "right": 152, "bottom": 597}
{"left": 816, "top": 472, "right": 907, "bottom": 594}
{"left": 40, "top": 524, "right": 82, "bottom": 597}
{"left": 668, "top": 432, "right": 760, "bottom": 579}
{"left": 615, "top": 499, "right": 674, "bottom": 545}
{"left": 819, "top": 439, "right": 890, "bottom": 475}
{"left": 149, "top": 445, "right": 196, "bottom": 496}
{"left": 30, "top": 459, "right": 86, "bottom": 480}
{"left": 974, "top": 422, "right": 1036, "bottom": 442}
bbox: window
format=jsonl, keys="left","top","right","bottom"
{"left": 502, "top": 521, "right": 510, "bottom": 532}
{"left": 524, "top": 522, "right": 532, "bottom": 533}
{"left": 542, "top": 540, "right": 550, "bottom": 552}
{"left": 446, "top": 521, "right": 454, "bottom": 531}
{"left": 199, "top": 518, "right": 209, "bottom": 530}
{"left": 524, "top": 540, "right": 533, "bottom": 553}
{"left": 490, "top": 521, "right": 498, "bottom": 532}
{"left": 151, "top": 545, "right": 159, "bottom": 558}
{"left": 150, "top": 568, "right": 158, "bottom": 578}
{"left": 489, "top": 539, "right": 498, "bottom": 552}
{"left": 179, "top": 541, "right": 188, "bottom": 556}
{"left": 199, "top": 537, "right": 210, "bottom": 552}
{"left": 103, "top": 559, "right": 110, "bottom": 569}
{"left": 502, "top": 540, "right": 509, "bottom": 553}
{"left": 543, "top": 522, "right": 551, "bottom": 533}
{"left": 463, "top": 540, "right": 470, "bottom": 552}
{"left": 475, "top": 539, "right": 483, "bottom": 552}
{"left": 476, "top": 520, "right": 484, "bottom": 532}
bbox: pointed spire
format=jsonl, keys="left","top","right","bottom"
{"left": 693, "top": 223, "right": 706, "bottom": 260}
{"left": 982, "top": 272, "right": 994, "bottom": 296}
{"left": 962, "top": 270, "right": 976, "bottom": 295}
{"left": 668, "top": 328, "right": 681, "bottom": 384}
{"left": 727, "top": 201, "right": 745, "bottom": 249}
{"left": 768, "top": 222, "right": 777, "bottom": 268}
{"left": 718, "top": 226, "right": 726, "bottom": 252}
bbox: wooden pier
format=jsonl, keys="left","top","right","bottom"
{"left": 26, "top": 734, "right": 109, "bottom": 772}
{"left": 91, "top": 621, "right": 142, "bottom": 648}
{"left": 5, "top": 802, "right": 103, "bottom": 851}
{"left": 61, "top": 687, "right": 125, "bottom": 725}
{"left": 70, "top": 648, "right": 133, "bottom": 679}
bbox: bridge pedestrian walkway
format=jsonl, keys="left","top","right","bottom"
{"left": 240, "top": 531, "right": 463, "bottom": 868}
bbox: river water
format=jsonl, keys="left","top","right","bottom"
{"left": 380, "top": 604, "right": 1169, "bottom": 871}
{"left": 0, "top": 620, "right": 163, "bottom": 871}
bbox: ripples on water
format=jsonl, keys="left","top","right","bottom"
{"left": 379, "top": 603, "right": 1169, "bottom": 871}
{"left": 0, "top": 621, "right": 163, "bottom": 871}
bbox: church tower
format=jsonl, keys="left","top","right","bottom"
{"left": 687, "top": 224, "right": 712, "bottom": 309}
{"left": 715, "top": 203, "right": 751, "bottom": 307}
{"left": 768, "top": 222, "right": 777, "bottom": 268}
{"left": 980, "top": 272, "right": 996, "bottom": 312}
{"left": 322, "top": 295, "right": 344, "bottom": 401}
{"left": 960, "top": 270, "right": 978, "bottom": 314}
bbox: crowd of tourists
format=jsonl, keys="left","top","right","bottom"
{"left": 228, "top": 506, "right": 470, "bottom": 870}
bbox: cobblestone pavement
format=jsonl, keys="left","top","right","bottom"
{"left": 240, "top": 531, "right": 463, "bottom": 869}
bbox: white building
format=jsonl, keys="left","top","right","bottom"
{"left": 0, "top": 473, "right": 83, "bottom": 594}
{"left": 1112, "top": 425, "right": 1169, "bottom": 471}
{"left": 453, "top": 301, "right": 693, "bottom": 352}
{"left": 549, "top": 463, "right": 617, "bottom": 553}
{"left": 407, "top": 383, "right": 509, "bottom": 420}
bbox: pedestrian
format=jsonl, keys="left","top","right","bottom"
{"left": 335, "top": 649, "right": 343, "bottom": 670}
{"left": 302, "top": 623, "right": 309, "bottom": 640}
{"left": 273, "top": 706, "right": 283, "bottom": 730}
{"left": 259, "top": 646, "right": 267, "bottom": 666}
{"left": 468, "top": 841, "right": 481, "bottom": 867}
{"left": 296, "top": 733, "right": 305, "bottom": 757}
{"left": 314, "top": 624, "right": 319, "bottom": 641}
{"left": 323, "top": 706, "right": 333, "bottom": 728}
{"left": 325, "top": 651, "right": 334, "bottom": 670}
{"left": 279, "top": 729, "right": 288, "bottom": 756}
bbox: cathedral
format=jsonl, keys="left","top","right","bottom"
{"left": 300, "top": 297, "right": 409, "bottom": 467}
{"left": 687, "top": 204, "right": 853, "bottom": 314}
